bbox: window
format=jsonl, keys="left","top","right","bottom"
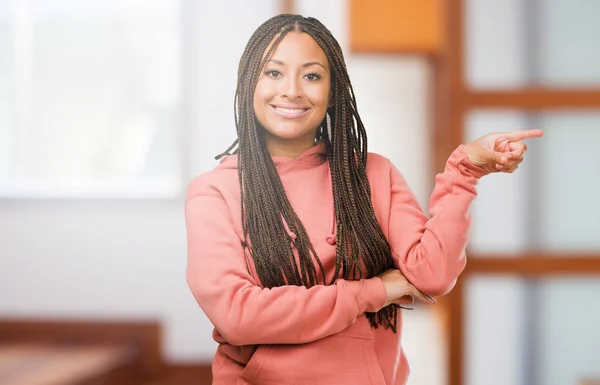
{"left": 437, "top": 1, "right": 600, "bottom": 384}
{"left": 0, "top": 0, "right": 183, "bottom": 198}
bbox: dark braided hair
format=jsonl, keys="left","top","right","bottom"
{"left": 216, "top": 14, "right": 399, "bottom": 332}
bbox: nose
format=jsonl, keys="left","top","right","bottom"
{"left": 281, "top": 76, "right": 302, "bottom": 99}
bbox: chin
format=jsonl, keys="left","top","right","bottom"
{"left": 273, "top": 133, "right": 307, "bottom": 142}
{"left": 268, "top": 126, "right": 309, "bottom": 140}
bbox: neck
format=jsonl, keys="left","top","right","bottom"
{"left": 264, "top": 134, "right": 316, "bottom": 158}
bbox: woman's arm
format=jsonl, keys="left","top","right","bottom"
{"left": 389, "top": 130, "right": 543, "bottom": 296}
{"left": 388, "top": 145, "right": 486, "bottom": 296}
{"left": 185, "top": 191, "right": 386, "bottom": 347}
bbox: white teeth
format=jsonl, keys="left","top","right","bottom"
{"left": 274, "top": 107, "right": 306, "bottom": 114}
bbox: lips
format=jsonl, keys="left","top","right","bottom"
{"left": 270, "top": 105, "right": 310, "bottom": 119}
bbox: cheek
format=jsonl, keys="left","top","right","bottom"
{"left": 307, "top": 80, "right": 331, "bottom": 108}
{"left": 253, "top": 92, "right": 268, "bottom": 123}
{"left": 307, "top": 88, "right": 330, "bottom": 110}
{"left": 252, "top": 92, "right": 262, "bottom": 116}
{"left": 253, "top": 80, "right": 275, "bottom": 109}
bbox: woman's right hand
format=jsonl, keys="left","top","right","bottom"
{"left": 377, "top": 269, "right": 436, "bottom": 309}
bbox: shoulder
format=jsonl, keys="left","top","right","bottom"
{"left": 366, "top": 152, "right": 393, "bottom": 175}
{"left": 366, "top": 152, "right": 409, "bottom": 188}
{"left": 365, "top": 152, "right": 395, "bottom": 196}
{"left": 186, "top": 166, "right": 239, "bottom": 203}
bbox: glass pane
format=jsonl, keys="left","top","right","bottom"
{"left": 466, "top": 110, "right": 600, "bottom": 253}
{"left": 537, "top": 0, "right": 600, "bottom": 86}
{"left": 466, "top": 0, "right": 600, "bottom": 88}
{"left": 1, "top": 0, "right": 183, "bottom": 196}
{"left": 537, "top": 278, "right": 600, "bottom": 385}
{"left": 465, "top": 0, "right": 528, "bottom": 89}
{"left": 0, "top": 3, "right": 13, "bottom": 179}
{"left": 537, "top": 113, "right": 600, "bottom": 251}
{"left": 465, "top": 276, "right": 529, "bottom": 385}
{"left": 465, "top": 276, "right": 600, "bottom": 385}
{"left": 30, "top": 0, "right": 182, "bottom": 179}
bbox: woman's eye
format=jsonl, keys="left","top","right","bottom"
{"left": 265, "top": 70, "right": 281, "bottom": 78}
{"left": 305, "top": 73, "right": 321, "bottom": 81}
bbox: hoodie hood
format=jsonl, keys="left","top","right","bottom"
{"left": 216, "top": 140, "right": 336, "bottom": 247}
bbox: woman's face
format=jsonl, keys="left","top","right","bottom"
{"left": 253, "top": 31, "right": 332, "bottom": 157}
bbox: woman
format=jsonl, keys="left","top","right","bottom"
{"left": 185, "top": 14, "right": 542, "bottom": 385}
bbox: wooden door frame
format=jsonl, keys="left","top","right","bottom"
{"left": 438, "top": 1, "right": 600, "bottom": 385}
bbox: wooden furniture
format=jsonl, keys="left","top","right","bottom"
{"left": 0, "top": 342, "right": 138, "bottom": 385}
{"left": 0, "top": 318, "right": 162, "bottom": 385}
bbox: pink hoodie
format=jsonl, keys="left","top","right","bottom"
{"left": 185, "top": 142, "right": 487, "bottom": 385}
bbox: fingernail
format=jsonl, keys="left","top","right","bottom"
{"left": 424, "top": 294, "right": 436, "bottom": 303}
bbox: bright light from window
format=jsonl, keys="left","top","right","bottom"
{"left": 0, "top": 0, "right": 183, "bottom": 198}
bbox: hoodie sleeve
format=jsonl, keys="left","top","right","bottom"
{"left": 388, "top": 145, "right": 488, "bottom": 296}
{"left": 185, "top": 186, "right": 387, "bottom": 347}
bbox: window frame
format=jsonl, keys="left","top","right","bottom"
{"left": 436, "top": 1, "right": 600, "bottom": 385}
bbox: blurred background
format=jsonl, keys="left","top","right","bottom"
{"left": 1, "top": 0, "right": 599, "bottom": 384}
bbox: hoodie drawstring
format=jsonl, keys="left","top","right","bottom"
{"left": 281, "top": 214, "right": 297, "bottom": 249}
{"left": 280, "top": 164, "right": 337, "bottom": 249}
{"left": 326, "top": 165, "right": 337, "bottom": 245}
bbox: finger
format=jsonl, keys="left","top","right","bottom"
{"left": 477, "top": 145, "right": 511, "bottom": 165}
{"left": 490, "top": 150, "right": 511, "bottom": 165}
{"left": 496, "top": 156, "right": 523, "bottom": 170}
{"left": 504, "top": 157, "right": 524, "bottom": 169}
{"left": 393, "top": 295, "right": 415, "bottom": 306}
{"left": 494, "top": 136, "right": 512, "bottom": 152}
{"left": 502, "top": 160, "right": 523, "bottom": 173}
{"left": 419, "top": 290, "right": 436, "bottom": 303}
{"left": 509, "top": 141, "right": 527, "bottom": 153}
{"left": 411, "top": 287, "right": 436, "bottom": 304}
{"left": 508, "top": 141, "right": 527, "bottom": 158}
{"left": 505, "top": 129, "right": 544, "bottom": 142}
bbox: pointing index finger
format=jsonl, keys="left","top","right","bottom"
{"left": 505, "top": 129, "right": 544, "bottom": 142}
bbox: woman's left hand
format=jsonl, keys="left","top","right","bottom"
{"left": 463, "top": 129, "right": 544, "bottom": 174}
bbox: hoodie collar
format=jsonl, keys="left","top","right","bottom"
{"left": 270, "top": 141, "right": 328, "bottom": 169}
{"left": 218, "top": 141, "right": 328, "bottom": 173}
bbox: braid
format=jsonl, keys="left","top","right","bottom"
{"left": 218, "top": 14, "right": 399, "bottom": 332}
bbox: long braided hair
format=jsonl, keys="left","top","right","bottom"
{"left": 217, "top": 14, "right": 399, "bottom": 332}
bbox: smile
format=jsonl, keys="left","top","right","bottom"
{"left": 270, "top": 105, "right": 310, "bottom": 119}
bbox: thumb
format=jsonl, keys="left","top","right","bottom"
{"left": 467, "top": 144, "right": 509, "bottom": 166}
{"left": 488, "top": 148, "right": 510, "bottom": 165}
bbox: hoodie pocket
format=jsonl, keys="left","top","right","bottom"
{"left": 240, "top": 319, "right": 386, "bottom": 385}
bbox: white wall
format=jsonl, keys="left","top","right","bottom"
{"left": 0, "top": 0, "right": 435, "bottom": 376}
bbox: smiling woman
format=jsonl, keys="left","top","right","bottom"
{"left": 184, "top": 13, "right": 542, "bottom": 385}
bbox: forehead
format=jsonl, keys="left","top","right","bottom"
{"left": 266, "top": 31, "right": 329, "bottom": 68}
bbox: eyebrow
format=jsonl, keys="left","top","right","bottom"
{"left": 267, "top": 59, "right": 326, "bottom": 70}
